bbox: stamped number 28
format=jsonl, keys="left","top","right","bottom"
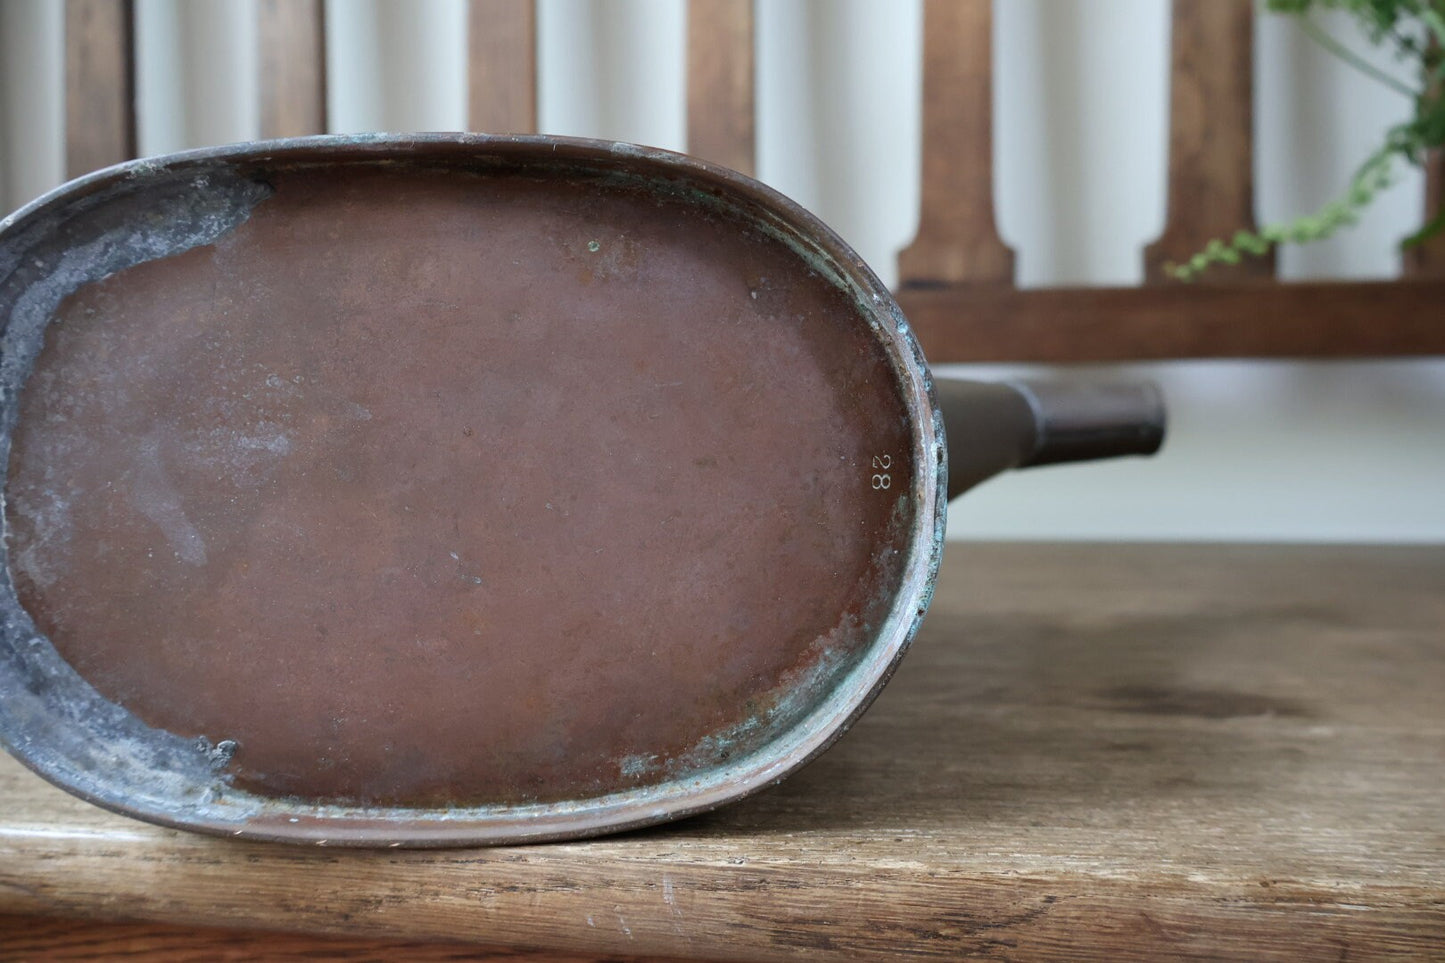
{"left": 871, "top": 454, "right": 892, "bottom": 490}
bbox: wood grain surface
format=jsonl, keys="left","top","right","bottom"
{"left": 897, "top": 0, "right": 1015, "bottom": 286}
{"left": 0, "top": 915, "right": 684, "bottom": 962}
{"left": 686, "top": 0, "right": 755, "bottom": 177}
{"left": 3, "top": 543, "right": 1443, "bottom": 961}
{"left": 1144, "top": 0, "right": 1273, "bottom": 283}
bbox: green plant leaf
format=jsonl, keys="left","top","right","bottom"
{"left": 1175, "top": 0, "right": 1443, "bottom": 280}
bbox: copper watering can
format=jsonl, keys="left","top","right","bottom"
{"left": 0, "top": 135, "right": 1162, "bottom": 845}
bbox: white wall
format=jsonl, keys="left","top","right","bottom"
{"left": 0, "top": 0, "right": 1440, "bottom": 542}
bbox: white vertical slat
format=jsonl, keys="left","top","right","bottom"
{"left": 326, "top": 0, "right": 467, "bottom": 134}
{"left": 754, "top": 0, "right": 922, "bottom": 291}
{"left": 0, "top": 0, "right": 65, "bottom": 215}
{"left": 992, "top": 0, "right": 1170, "bottom": 288}
{"left": 536, "top": 0, "right": 685, "bottom": 151}
{"left": 134, "top": 0, "right": 258, "bottom": 156}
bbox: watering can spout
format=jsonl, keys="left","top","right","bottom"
{"left": 937, "top": 378, "right": 1166, "bottom": 500}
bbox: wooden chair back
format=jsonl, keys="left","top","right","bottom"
{"left": 63, "top": 0, "right": 1445, "bottom": 362}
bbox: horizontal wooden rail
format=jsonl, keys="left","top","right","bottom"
{"left": 899, "top": 278, "right": 1445, "bottom": 362}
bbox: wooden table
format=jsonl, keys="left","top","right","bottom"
{"left": 3, "top": 543, "right": 1443, "bottom": 961}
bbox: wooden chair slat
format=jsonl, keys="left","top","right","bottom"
{"left": 64, "top": 0, "right": 135, "bottom": 179}
{"left": 467, "top": 0, "right": 537, "bottom": 134}
{"left": 258, "top": 0, "right": 327, "bottom": 140}
{"left": 686, "top": 0, "right": 754, "bottom": 177}
{"left": 897, "top": 0, "right": 1013, "bottom": 287}
{"left": 1144, "top": 0, "right": 1273, "bottom": 284}
{"left": 1405, "top": 148, "right": 1444, "bottom": 277}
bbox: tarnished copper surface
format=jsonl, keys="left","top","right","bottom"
{"left": 6, "top": 161, "right": 916, "bottom": 808}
